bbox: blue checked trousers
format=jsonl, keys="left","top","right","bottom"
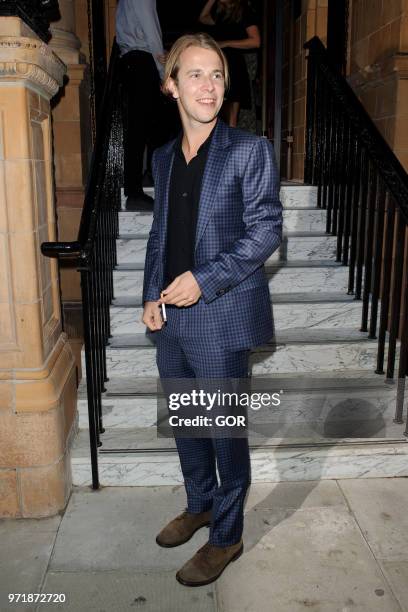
{"left": 155, "top": 299, "right": 252, "bottom": 547}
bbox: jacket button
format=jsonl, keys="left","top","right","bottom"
{"left": 216, "top": 289, "right": 224, "bottom": 296}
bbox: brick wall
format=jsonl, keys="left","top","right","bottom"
{"left": 349, "top": 0, "right": 408, "bottom": 171}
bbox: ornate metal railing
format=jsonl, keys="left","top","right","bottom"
{"left": 304, "top": 36, "right": 408, "bottom": 435}
{"left": 41, "top": 40, "right": 123, "bottom": 488}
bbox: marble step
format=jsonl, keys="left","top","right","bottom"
{"left": 78, "top": 396, "right": 158, "bottom": 429}
{"left": 77, "top": 383, "right": 398, "bottom": 432}
{"left": 121, "top": 184, "right": 318, "bottom": 210}
{"left": 113, "top": 261, "right": 349, "bottom": 299}
{"left": 280, "top": 184, "right": 318, "bottom": 208}
{"left": 73, "top": 411, "right": 404, "bottom": 453}
{"left": 250, "top": 340, "right": 387, "bottom": 377}
{"left": 71, "top": 439, "right": 408, "bottom": 487}
{"left": 118, "top": 207, "right": 326, "bottom": 236}
{"left": 78, "top": 368, "right": 395, "bottom": 401}
{"left": 78, "top": 366, "right": 396, "bottom": 399}
{"left": 116, "top": 233, "right": 338, "bottom": 266}
{"left": 113, "top": 291, "right": 361, "bottom": 309}
{"left": 107, "top": 328, "right": 377, "bottom": 348}
{"left": 93, "top": 335, "right": 388, "bottom": 380}
{"left": 110, "top": 298, "right": 364, "bottom": 335}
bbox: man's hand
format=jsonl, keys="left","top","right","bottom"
{"left": 159, "top": 271, "right": 202, "bottom": 307}
{"left": 142, "top": 301, "right": 164, "bottom": 331}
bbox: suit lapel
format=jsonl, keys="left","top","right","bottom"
{"left": 156, "top": 142, "right": 175, "bottom": 255}
{"left": 150, "top": 139, "right": 174, "bottom": 287}
{"left": 194, "top": 119, "right": 231, "bottom": 252}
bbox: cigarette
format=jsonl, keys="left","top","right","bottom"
{"left": 161, "top": 302, "right": 167, "bottom": 322}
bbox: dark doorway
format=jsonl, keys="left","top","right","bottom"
{"left": 262, "top": 0, "right": 283, "bottom": 173}
{"left": 327, "top": 0, "right": 349, "bottom": 75}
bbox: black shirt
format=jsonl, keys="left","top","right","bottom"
{"left": 164, "top": 125, "right": 216, "bottom": 286}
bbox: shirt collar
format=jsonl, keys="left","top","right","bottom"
{"left": 174, "top": 120, "right": 217, "bottom": 161}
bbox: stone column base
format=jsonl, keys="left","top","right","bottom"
{"left": 0, "top": 20, "right": 78, "bottom": 518}
{"left": 0, "top": 336, "right": 78, "bottom": 518}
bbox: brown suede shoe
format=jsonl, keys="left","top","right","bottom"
{"left": 156, "top": 510, "right": 212, "bottom": 548}
{"left": 176, "top": 539, "right": 243, "bottom": 586}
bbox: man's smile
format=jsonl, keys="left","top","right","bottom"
{"left": 197, "top": 98, "right": 217, "bottom": 105}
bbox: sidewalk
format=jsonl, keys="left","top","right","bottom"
{"left": 1, "top": 477, "right": 408, "bottom": 612}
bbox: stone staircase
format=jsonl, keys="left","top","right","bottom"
{"left": 73, "top": 185, "right": 408, "bottom": 486}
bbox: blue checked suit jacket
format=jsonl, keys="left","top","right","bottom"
{"left": 142, "top": 119, "right": 283, "bottom": 350}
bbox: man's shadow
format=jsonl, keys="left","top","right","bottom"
{"left": 241, "top": 372, "right": 399, "bottom": 553}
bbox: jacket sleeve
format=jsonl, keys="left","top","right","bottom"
{"left": 191, "top": 137, "right": 283, "bottom": 304}
{"left": 142, "top": 150, "right": 161, "bottom": 304}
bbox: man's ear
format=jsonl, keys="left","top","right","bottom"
{"left": 167, "top": 77, "right": 179, "bottom": 99}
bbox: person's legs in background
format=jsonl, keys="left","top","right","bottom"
{"left": 220, "top": 48, "right": 251, "bottom": 128}
{"left": 120, "top": 50, "right": 161, "bottom": 209}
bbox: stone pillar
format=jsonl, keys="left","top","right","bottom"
{"left": 0, "top": 17, "right": 78, "bottom": 518}
{"left": 50, "top": 0, "right": 91, "bottom": 208}
{"left": 49, "top": 0, "right": 92, "bottom": 370}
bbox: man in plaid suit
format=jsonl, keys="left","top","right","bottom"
{"left": 142, "top": 32, "right": 282, "bottom": 586}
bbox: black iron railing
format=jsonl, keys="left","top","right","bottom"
{"left": 41, "top": 40, "right": 123, "bottom": 488}
{"left": 304, "top": 36, "right": 408, "bottom": 434}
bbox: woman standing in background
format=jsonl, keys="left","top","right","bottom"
{"left": 199, "top": 0, "right": 260, "bottom": 127}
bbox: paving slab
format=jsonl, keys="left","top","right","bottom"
{"left": 244, "top": 479, "right": 346, "bottom": 512}
{"left": 3, "top": 480, "right": 408, "bottom": 612}
{"left": 39, "top": 570, "right": 215, "bottom": 612}
{"left": 49, "top": 486, "right": 210, "bottom": 572}
{"left": 338, "top": 478, "right": 408, "bottom": 562}
{"left": 0, "top": 517, "right": 61, "bottom": 612}
{"left": 380, "top": 560, "right": 408, "bottom": 612}
{"left": 216, "top": 505, "right": 403, "bottom": 612}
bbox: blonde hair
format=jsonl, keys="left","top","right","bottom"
{"left": 162, "top": 33, "right": 230, "bottom": 96}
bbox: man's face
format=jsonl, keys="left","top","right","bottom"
{"left": 169, "top": 46, "right": 225, "bottom": 125}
